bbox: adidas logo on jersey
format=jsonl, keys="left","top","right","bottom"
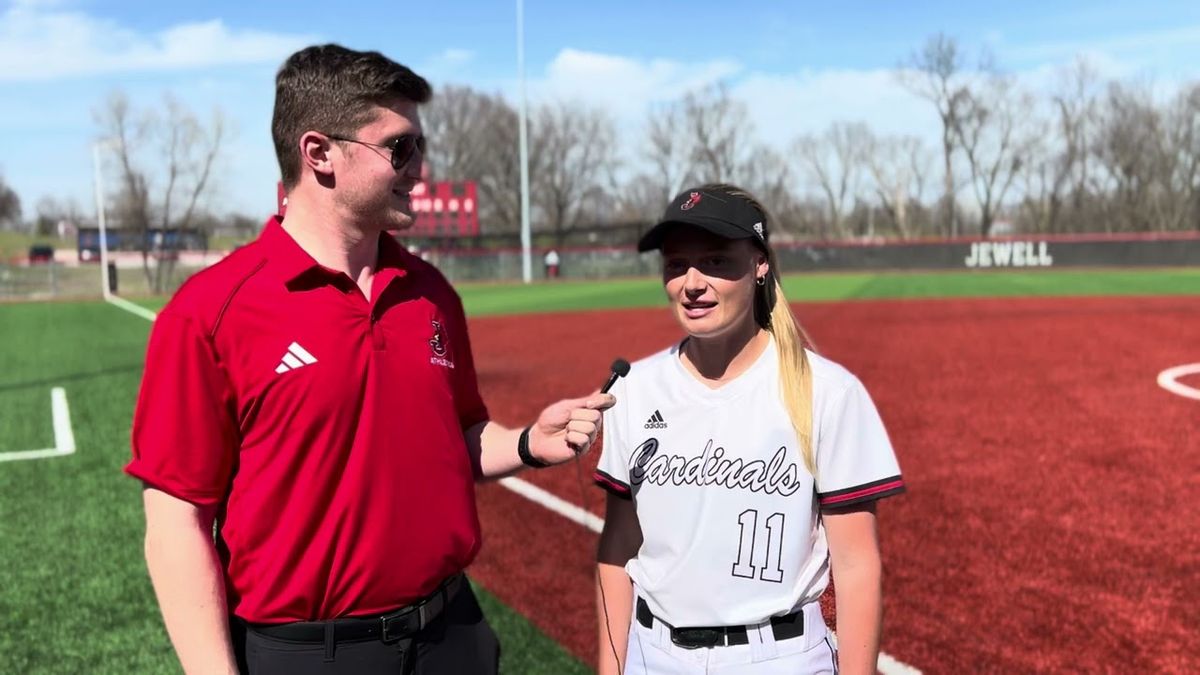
{"left": 275, "top": 341, "right": 317, "bottom": 374}
{"left": 644, "top": 410, "right": 667, "bottom": 429}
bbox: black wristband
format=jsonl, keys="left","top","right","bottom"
{"left": 517, "top": 425, "right": 549, "bottom": 469}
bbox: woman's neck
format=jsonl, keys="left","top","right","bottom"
{"left": 680, "top": 323, "right": 771, "bottom": 388}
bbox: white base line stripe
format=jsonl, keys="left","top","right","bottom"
{"left": 105, "top": 294, "right": 159, "bottom": 322}
{"left": 0, "top": 388, "right": 76, "bottom": 462}
{"left": 1157, "top": 363, "right": 1200, "bottom": 401}
{"left": 498, "top": 476, "right": 604, "bottom": 533}
{"left": 497, "top": 476, "right": 921, "bottom": 674}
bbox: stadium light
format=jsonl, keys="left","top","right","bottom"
{"left": 91, "top": 138, "right": 120, "bottom": 299}
{"left": 517, "top": 0, "right": 532, "bottom": 283}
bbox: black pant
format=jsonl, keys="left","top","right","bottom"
{"left": 233, "top": 583, "right": 500, "bottom": 675}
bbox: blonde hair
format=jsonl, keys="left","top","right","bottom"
{"left": 698, "top": 184, "right": 817, "bottom": 474}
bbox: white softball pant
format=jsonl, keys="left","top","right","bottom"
{"left": 622, "top": 601, "right": 836, "bottom": 674}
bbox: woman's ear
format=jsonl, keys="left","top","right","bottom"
{"left": 755, "top": 254, "right": 770, "bottom": 282}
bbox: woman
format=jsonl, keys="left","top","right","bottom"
{"left": 594, "top": 184, "right": 905, "bottom": 674}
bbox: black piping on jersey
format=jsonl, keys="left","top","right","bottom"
{"left": 817, "top": 474, "right": 905, "bottom": 511}
{"left": 209, "top": 257, "right": 268, "bottom": 340}
{"left": 593, "top": 469, "right": 632, "bottom": 500}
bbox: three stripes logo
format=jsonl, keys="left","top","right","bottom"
{"left": 274, "top": 341, "right": 318, "bottom": 374}
{"left": 644, "top": 410, "right": 667, "bottom": 429}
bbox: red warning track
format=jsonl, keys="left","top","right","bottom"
{"left": 465, "top": 295, "right": 1200, "bottom": 673}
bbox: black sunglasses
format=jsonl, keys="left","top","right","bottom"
{"left": 326, "top": 133, "right": 426, "bottom": 170}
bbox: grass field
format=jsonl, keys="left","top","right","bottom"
{"left": 1, "top": 268, "right": 1196, "bottom": 673}
{"left": 124, "top": 267, "right": 1200, "bottom": 316}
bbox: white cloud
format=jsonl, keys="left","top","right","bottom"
{"left": 530, "top": 48, "right": 742, "bottom": 122}
{"left": 1004, "top": 24, "right": 1200, "bottom": 72}
{"left": 440, "top": 48, "right": 473, "bottom": 65}
{"left": 0, "top": 2, "right": 318, "bottom": 80}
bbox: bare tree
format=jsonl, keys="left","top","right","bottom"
{"left": 529, "top": 101, "right": 618, "bottom": 245}
{"left": 643, "top": 101, "right": 690, "bottom": 207}
{"left": 32, "top": 196, "right": 83, "bottom": 237}
{"left": 95, "top": 90, "right": 225, "bottom": 292}
{"left": 0, "top": 172, "right": 20, "bottom": 230}
{"left": 899, "top": 33, "right": 971, "bottom": 236}
{"left": 1165, "top": 83, "right": 1200, "bottom": 231}
{"left": 1019, "top": 59, "right": 1102, "bottom": 233}
{"left": 951, "top": 76, "right": 1034, "bottom": 236}
{"left": 793, "top": 122, "right": 872, "bottom": 238}
{"left": 867, "top": 134, "right": 932, "bottom": 238}
{"left": 682, "top": 83, "right": 754, "bottom": 183}
{"left": 1092, "top": 82, "right": 1166, "bottom": 232}
{"left": 629, "top": 85, "right": 757, "bottom": 222}
{"left": 739, "top": 145, "right": 804, "bottom": 239}
{"left": 424, "top": 86, "right": 523, "bottom": 234}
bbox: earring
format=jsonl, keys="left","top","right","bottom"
{"left": 756, "top": 276, "right": 766, "bottom": 286}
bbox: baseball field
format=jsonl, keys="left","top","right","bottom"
{"left": 2, "top": 267, "right": 1197, "bottom": 673}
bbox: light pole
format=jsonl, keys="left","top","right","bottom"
{"left": 91, "top": 139, "right": 116, "bottom": 299}
{"left": 516, "top": 0, "right": 532, "bottom": 283}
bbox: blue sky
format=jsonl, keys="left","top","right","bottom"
{"left": 3, "top": 0, "right": 1200, "bottom": 220}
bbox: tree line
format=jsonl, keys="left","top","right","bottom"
{"left": 2, "top": 32, "right": 1197, "bottom": 270}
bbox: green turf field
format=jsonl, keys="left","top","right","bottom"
{"left": 2, "top": 267, "right": 1197, "bottom": 673}
{"left": 452, "top": 267, "right": 1200, "bottom": 316}
{"left": 0, "top": 301, "right": 588, "bottom": 674}
{"left": 123, "top": 267, "right": 1200, "bottom": 317}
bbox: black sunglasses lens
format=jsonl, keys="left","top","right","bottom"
{"left": 390, "top": 136, "right": 425, "bottom": 170}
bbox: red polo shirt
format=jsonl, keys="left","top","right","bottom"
{"left": 126, "top": 217, "right": 488, "bottom": 623}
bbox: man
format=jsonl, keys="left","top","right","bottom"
{"left": 126, "top": 44, "right": 614, "bottom": 675}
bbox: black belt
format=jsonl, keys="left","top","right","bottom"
{"left": 636, "top": 597, "right": 805, "bottom": 649}
{"left": 246, "top": 574, "right": 464, "bottom": 644}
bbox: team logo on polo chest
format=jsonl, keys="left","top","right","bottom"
{"left": 429, "top": 320, "right": 454, "bottom": 368}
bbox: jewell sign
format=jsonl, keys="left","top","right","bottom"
{"left": 964, "top": 241, "right": 1053, "bottom": 268}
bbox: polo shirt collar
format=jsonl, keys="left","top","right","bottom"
{"left": 259, "top": 215, "right": 409, "bottom": 291}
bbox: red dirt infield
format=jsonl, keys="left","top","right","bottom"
{"left": 465, "top": 295, "right": 1199, "bottom": 673}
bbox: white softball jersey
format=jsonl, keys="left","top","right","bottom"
{"left": 594, "top": 338, "right": 905, "bottom": 628}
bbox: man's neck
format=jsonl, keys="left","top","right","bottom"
{"left": 281, "top": 197, "right": 381, "bottom": 295}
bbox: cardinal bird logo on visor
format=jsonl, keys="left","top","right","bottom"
{"left": 680, "top": 192, "right": 702, "bottom": 211}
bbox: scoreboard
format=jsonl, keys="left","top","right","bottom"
{"left": 407, "top": 179, "right": 480, "bottom": 237}
{"left": 276, "top": 179, "right": 480, "bottom": 237}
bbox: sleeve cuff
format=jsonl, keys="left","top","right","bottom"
{"left": 818, "top": 475, "right": 905, "bottom": 511}
{"left": 593, "top": 470, "right": 632, "bottom": 500}
{"left": 123, "top": 462, "right": 224, "bottom": 508}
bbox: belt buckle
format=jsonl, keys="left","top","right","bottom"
{"left": 380, "top": 605, "right": 422, "bottom": 644}
{"left": 671, "top": 627, "right": 724, "bottom": 649}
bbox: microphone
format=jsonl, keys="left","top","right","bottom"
{"left": 600, "top": 358, "right": 631, "bottom": 394}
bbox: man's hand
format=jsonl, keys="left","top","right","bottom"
{"left": 528, "top": 392, "right": 616, "bottom": 465}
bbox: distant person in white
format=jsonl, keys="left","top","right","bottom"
{"left": 544, "top": 248, "right": 561, "bottom": 279}
{"left": 594, "top": 183, "right": 905, "bottom": 675}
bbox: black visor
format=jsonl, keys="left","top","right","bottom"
{"left": 637, "top": 187, "right": 769, "bottom": 252}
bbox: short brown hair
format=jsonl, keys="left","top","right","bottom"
{"left": 272, "top": 44, "right": 432, "bottom": 188}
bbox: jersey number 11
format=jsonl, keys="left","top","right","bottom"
{"left": 731, "top": 509, "right": 785, "bottom": 583}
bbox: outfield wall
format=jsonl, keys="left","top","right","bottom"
{"left": 422, "top": 232, "right": 1200, "bottom": 281}
{"left": 4, "top": 233, "right": 1197, "bottom": 297}
{"left": 775, "top": 233, "right": 1200, "bottom": 271}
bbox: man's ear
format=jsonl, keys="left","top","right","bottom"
{"left": 298, "top": 131, "right": 335, "bottom": 178}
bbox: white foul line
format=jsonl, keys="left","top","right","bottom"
{"left": 499, "top": 476, "right": 605, "bottom": 533}
{"left": 1157, "top": 363, "right": 1200, "bottom": 401}
{"left": 105, "top": 294, "right": 159, "bottom": 322}
{"left": 497, "top": 475, "right": 922, "bottom": 675}
{"left": 0, "top": 388, "right": 76, "bottom": 462}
